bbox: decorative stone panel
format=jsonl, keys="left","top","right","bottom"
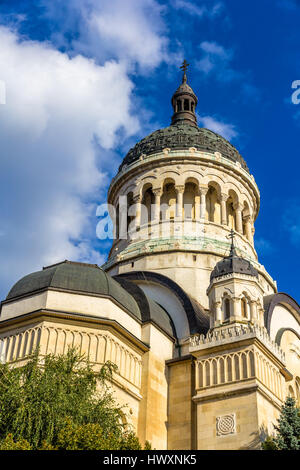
{"left": 216, "top": 413, "right": 236, "bottom": 436}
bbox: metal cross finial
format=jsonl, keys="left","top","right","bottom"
{"left": 227, "top": 229, "right": 235, "bottom": 242}
{"left": 226, "top": 229, "right": 237, "bottom": 257}
{"left": 180, "top": 59, "right": 190, "bottom": 73}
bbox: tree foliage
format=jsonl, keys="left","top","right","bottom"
{"left": 0, "top": 348, "right": 148, "bottom": 450}
{"left": 262, "top": 397, "right": 300, "bottom": 450}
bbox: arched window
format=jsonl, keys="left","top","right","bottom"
{"left": 223, "top": 297, "right": 231, "bottom": 321}
{"left": 183, "top": 183, "right": 196, "bottom": 220}
{"left": 142, "top": 187, "right": 155, "bottom": 225}
{"left": 227, "top": 356, "right": 232, "bottom": 382}
{"left": 241, "top": 298, "right": 247, "bottom": 318}
{"left": 234, "top": 355, "right": 240, "bottom": 381}
{"left": 242, "top": 201, "right": 251, "bottom": 239}
{"left": 184, "top": 99, "right": 189, "bottom": 110}
{"left": 161, "top": 182, "right": 176, "bottom": 221}
{"left": 206, "top": 186, "right": 221, "bottom": 223}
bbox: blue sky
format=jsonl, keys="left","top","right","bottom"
{"left": 0, "top": 0, "right": 299, "bottom": 302}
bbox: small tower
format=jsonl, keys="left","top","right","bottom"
{"left": 207, "top": 230, "right": 264, "bottom": 329}
{"left": 171, "top": 60, "right": 198, "bottom": 127}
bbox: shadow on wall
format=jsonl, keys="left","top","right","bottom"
{"left": 239, "top": 424, "right": 269, "bottom": 450}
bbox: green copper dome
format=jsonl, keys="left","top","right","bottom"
{"left": 119, "top": 123, "right": 249, "bottom": 173}
{"left": 119, "top": 66, "right": 249, "bottom": 173}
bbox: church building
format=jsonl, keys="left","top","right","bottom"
{"left": 1, "top": 65, "right": 299, "bottom": 450}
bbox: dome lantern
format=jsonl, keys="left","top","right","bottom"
{"left": 207, "top": 231, "right": 264, "bottom": 329}
{"left": 171, "top": 60, "right": 198, "bottom": 127}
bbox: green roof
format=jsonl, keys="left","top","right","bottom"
{"left": 120, "top": 123, "right": 249, "bottom": 173}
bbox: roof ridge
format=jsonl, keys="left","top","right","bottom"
{"left": 43, "top": 260, "right": 100, "bottom": 270}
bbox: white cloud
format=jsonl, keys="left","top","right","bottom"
{"left": 196, "top": 40, "right": 241, "bottom": 82}
{"left": 172, "top": 0, "right": 223, "bottom": 18}
{"left": 0, "top": 26, "right": 140, "bottom": 298}
{"left": 39, "top": 0, "right": 170, "bottom": 71}
{"left": 197, "top": 114, "right": 238, "bottom": 141}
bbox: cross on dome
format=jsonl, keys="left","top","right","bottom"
{"left": 226, "top": 229, "right": 238, "bottom": 257}
{"left": 180, "top": 59, "right": 190, "bottom": 73}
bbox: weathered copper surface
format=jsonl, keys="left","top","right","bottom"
{"left": 119, "top": 123, "right": 249, "bottom": 173}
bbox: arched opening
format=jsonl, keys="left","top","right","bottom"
{"left": 242, "top": 353, "right": 248, "bottom": 379}
{"left": 242, "top": 294, "right": 251, "bottom": 319}
{"left": 183, "top": 182, "right": 196, "bottom": 220}
{"left": 226, "top": 191, "right": 237, "bottom": 230}
{"left": 219, "top": 358, "right": 225, "bottom": 383}
{"left": 205, "top": 362, "right": 210, "bottom": 387}
{"left": 242, "top": 201, "right": 251, "bottom": 239}
{"left": 241, "top": 298, "right": 247, "bottom": 318}
{"left": 177, "top": 100, "right": 182, "bottom": 111}
{"left": 227, "top": 356, "right": 233, "bottom": 382}
{"left": 212, "top": 360, "right": 218, "bottom": 385}
{"left": 223, "top": 297, "right": 231, "bottom": 321}
{"left": 234, "top": 355, "right": 240, "bottom": 380}
{"left": 205, "top": 185, "right": 221, "bottom": 223}
{"left": 184, "top": 99, "right": 189, "bottom": 111}
{"left": 161, "top": 180, "right": 176, "bottom": 221}
{"left": 142, "top": 185, "right": 155, "bottom": 225}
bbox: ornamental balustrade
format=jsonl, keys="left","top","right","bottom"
{"left": 190, "top": 323, "right": 285, "bottom": 363}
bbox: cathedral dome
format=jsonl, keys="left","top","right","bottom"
{"left": 119, "top": 60, "right": 248, "bottom": 173}
{"left": 120, "top": 123, "right": 249, "bottom": 172}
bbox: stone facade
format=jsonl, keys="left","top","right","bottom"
{"left": 0, "top": 71, "right": 299, "bottom": 450}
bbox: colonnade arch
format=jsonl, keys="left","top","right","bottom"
{"left": 115, "top": 173, "right": 255, "bottom": 243}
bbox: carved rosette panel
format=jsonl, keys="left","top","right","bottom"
{"left": 216, "top": 414, "right": 236, "bottom": 436}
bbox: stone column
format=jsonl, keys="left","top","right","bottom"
{"left": 199, "top": 186, "right": 208, "bottom": 220}
{"left": 220, "top": 193, "right": 228, "bottom": 226}
{"left": 133, "top": 194, "right": 142, "bottom": 231}
{"left": 175, "top": 185, "right": 185, "bottom": 220}
{"left": 195, "top": 190, "right": 201, "bottom": 221}
{"left": 232, "top": 297, "right": 240, "bottom": 319}
{"left": 234, "top": 203, "right": 244, "bottom": 234}
{"left": 250, "top": 301, "right": 257, "bottom": 323}
{"left": 244, "top": 215, "right": 253, "bottom": 242}
{"left": 215, "top": 301, "right": 222, "bottom": 326}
